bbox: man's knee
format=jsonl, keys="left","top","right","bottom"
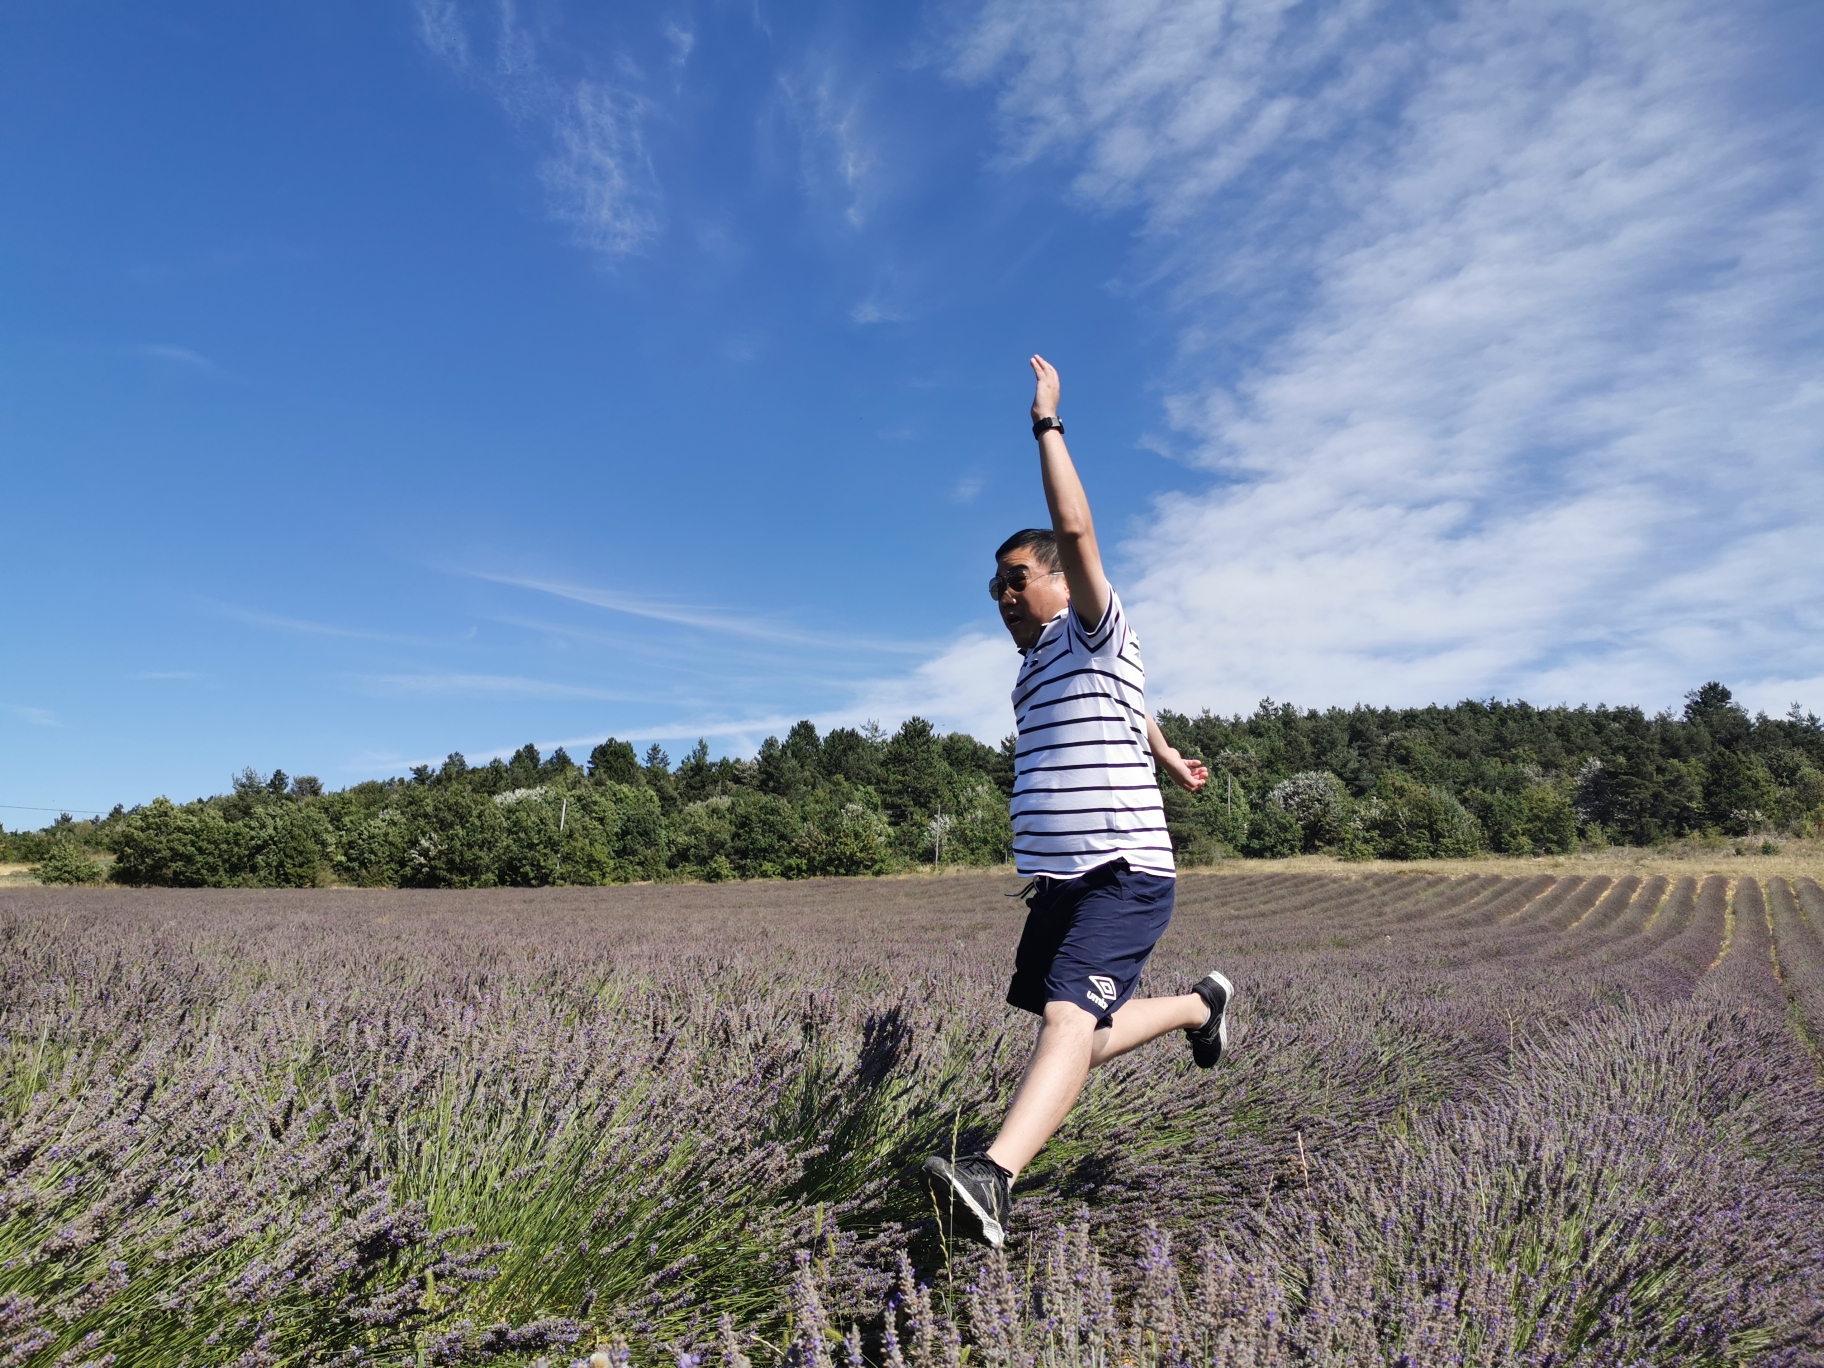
{"left": 1040, "top": 999, "right": 1101, "bottom": 1034}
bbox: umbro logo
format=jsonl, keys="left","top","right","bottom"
{"left": 1085, "top": 974, "right": 1117, "bottom": 1009}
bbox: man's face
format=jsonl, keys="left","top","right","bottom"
{"left": 994, "top": 548, "right": 1069, "bottom": 651}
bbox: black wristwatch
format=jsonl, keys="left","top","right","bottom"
{"left": 1032, "top": 415, "right": 1065, "bottom": 439}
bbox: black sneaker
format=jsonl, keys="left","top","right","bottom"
{"left": 920, "top": 1152, "right": 1011, "bottom": 1249}
{"left": 1186, "top": 971, "right": 1234, "bottom": 1069}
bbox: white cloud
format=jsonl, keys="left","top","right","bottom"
{"left": 843, "top": 632, "right": 1018, "bottom": 743}
{"left": 953, "top": 0, "right": 1824, "bottom": 718}
{"left": 416, "top": 0, "right": 656, "bottom": 257}
{"left": 5, "top": 704, "right": 59, "bottom": 727}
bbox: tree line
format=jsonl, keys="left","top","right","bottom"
{"left": 11, "top": 682, "right": 1822, "bottom": 886}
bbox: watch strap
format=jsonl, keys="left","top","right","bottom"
{"left": 1032, "top": 415, "right": 1065, "bottom": 439}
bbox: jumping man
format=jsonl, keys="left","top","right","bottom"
{"left": 921, "top": 355, "right": 1234, "bottom": 1249}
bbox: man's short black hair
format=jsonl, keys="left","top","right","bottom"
{"left": 995, "top": 528, "right": 1060, "bottom": 570}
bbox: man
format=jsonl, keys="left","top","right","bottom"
{"left": 920, "top": 355, "right": 1234, "bottom": 1250}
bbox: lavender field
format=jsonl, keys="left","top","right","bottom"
{"left": 4, "top": 871, "right": 1823, "bottom": 1367}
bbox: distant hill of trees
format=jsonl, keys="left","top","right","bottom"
{"left": 9, "top": 682, "right": 1822, "bottom": 887}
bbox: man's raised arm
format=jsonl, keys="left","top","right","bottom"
{"left": 1030, "top": 355, "right": 1111, "bottom": 632}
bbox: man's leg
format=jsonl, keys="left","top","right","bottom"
{"left": 986, "top": 991, "right": 1210, "bottom": 1179}
{"left": 986, "top": 1001, "right": 1097, "bottom": 1179}
{"left": 1088, "top": 992, "right": 1210, "bottom": 1067}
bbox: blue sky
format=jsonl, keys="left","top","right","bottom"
{"left": 3, "top": 0, "right": 1821, "bottom": 818}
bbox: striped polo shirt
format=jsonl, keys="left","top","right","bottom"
{"left": 1009, "top": 588, "right": 1174, "bottom": 879}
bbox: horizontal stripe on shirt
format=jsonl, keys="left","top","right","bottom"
{"left": 1014, "top": 666, "right": 1142, "bottom": 711}
{"left": 1015, "top": 712, "right": 1137, "bottom": 737}
{"left": 1017, "top": 739, "right": 1150, "bottom": 764}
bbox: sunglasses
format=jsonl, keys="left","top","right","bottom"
{"left": 989, "top": 567, "right": 1063, "bottom": 599}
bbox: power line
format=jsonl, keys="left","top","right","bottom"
{"left": 0, "top": 803, "right": 111, "bottom": 816}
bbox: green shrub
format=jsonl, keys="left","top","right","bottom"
{"left": 796, "top": 790, "right": 895, "bottom": 876}
{"left": 401, "top": 787, "right": 504, "bottom": 888}
{"left": 1241, "top": 804, "right": 1302, "bottom": 858}
{"left": 243, "top": 803, "right": 334, "bottom": 886}
{"left": 1511, "top": 783, "right": 1576, "bottom": 854}
{"left": 605, "top": 785, "right": 668, "bottom": 880}
{"left": 1466, "top": 782, "right": 1576, "bottom": 855}
{"left": 1360, "top": 774, "right": 1485, "bottom": 859}
{"left": 335, "top": 807, "right": 412, "bottom": 886}
{"left": 109, "top": 798, "right": 249, "bottom": 887}
{"left": 1702, "top": 749, "right": 1777, "bottom": 834}
{"left": 1163, "top": 782, "right": 1249, "bottom": 865}
{"left": 36, "top": 840, "right": 104, "bottom": 884}
{"left": 1266, "top": 770, "right": 1351, "bottom": 852}
{"left": 941, "top": 780, "right": 1013, "bottom": 866}
{"left": 493, "top": 790, "right": 566, "bottom": 887}
{"left": 669, "top": 797, "right": 734, "bottom": 877}
{"left": 728, "top": 790, "right": 803, "bottom": 878}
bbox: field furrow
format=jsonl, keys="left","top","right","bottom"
{"left": 1582, "top": 875, "right": 1672, "bottom": 964}
{"left": 1642, "top": 874, "right": 1700, "bottom": 947}
{"left": 1794, "top": 876, "right": 1824, "bottom": 936}
{"left": 1769, "top": 878, "right": 1824, "bottom": 1055}
{"left": 1562, "top": 873, "right": 1642, "bottom": 937}
{"left": 1701, "top": 878, "right": 1784, "bottom": 1008}
{"left": 1633, "top": 874, "right": 1730, "bottom": 998}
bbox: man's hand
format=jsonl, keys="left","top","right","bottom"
{"left": 1145, "top": 716, "right": 1208, "bottom": 792}
{"left": 1030, "top": 355, "right": 1061, "bottom": 422}
{"left": 1159, "top": 747, "right": 1210, "bottom": 793}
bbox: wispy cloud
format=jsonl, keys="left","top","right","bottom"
{"left": 541, "top": 75, "right": 655, "bottom": 256}
{"left": 209, "top": 602, "right": 458, "bottom": 648}
{"left": 5, "top": 704, "right": 59, "bottom": 727}
{"left": 128, "top": 670, "right": 206, "bottom": 681}
{"left": 468, "top": 570, "right": 932, "bottom": 654}
{"left": 851, "top": 297, "right": 907, "bottom": 325}
{"left": 722, "top": 330, "right": 762, "bottom": 362}
{"left": 357, "top": 673, "right": 639, "bottom": 702}
{"left": 780, "top": 64, "right": 878, "bottom": 228}
{"left": 415, "top": 0, "right": 657, "bottom": 257}
{"left": 953, "top": 0, "right": 1824, "bottom": 718}
{"left": 138, "top": 344, "right": 216, "bottom": 370}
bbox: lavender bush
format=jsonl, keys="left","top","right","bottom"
{"left": 3, "top": 873, "right": 1821, "bottom": 1365}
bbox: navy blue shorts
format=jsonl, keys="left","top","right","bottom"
{"left": 1006, "top": 859, "right": 1176, "bottom": 1029}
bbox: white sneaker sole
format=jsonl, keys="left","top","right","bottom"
{"left": 921, "top": 1156, "right": 1006, "bottom": 1248}
{"left": 1188, "top": 970, "right": 1233, "bottom": 1067}
{"left": 1205, "top": 970, "right": 1233, "bottom": 1054}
